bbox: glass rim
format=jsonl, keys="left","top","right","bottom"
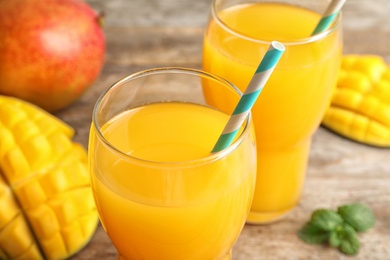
{"left": 92, "top": 67, "right": 253, "bottom": 167}
{"left": 211, "top": 0, "right": 342, "bottom": 46}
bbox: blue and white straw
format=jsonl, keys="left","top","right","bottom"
{"left": 212, "top": 41, "right": 285, "bottom": 153}
{"left": 312, "top": 0, "right": 347, "bottom": 35}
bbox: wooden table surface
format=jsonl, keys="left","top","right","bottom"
{"left": 64, "top": 0, "right": 390, "bottom": 259}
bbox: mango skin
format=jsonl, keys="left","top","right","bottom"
{"left": 0, "top": 0, "right": 105, "bottom": 112}
{"left": 0, "top": 95, "right": 98, "bottom": 259}
{"left": 322, "top": 55, "right": 390, "bottom": 147}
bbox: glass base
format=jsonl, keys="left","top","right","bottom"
{"left": 118, "top": 249, "right": 232, "bottom": 260}
{"left": 246, "top": 206, "right": 294, "bottom": 225}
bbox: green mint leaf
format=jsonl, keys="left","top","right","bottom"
{"left": 329, "top": 230, "right": 341, "bottom": 247}
{"left": 298, "top": 222, "right": 330, "bottom": 244}
{"left": 310, "top": 209, "right": 344, "bottom": 231}
{"left": 299, "top": 203, "right": 374, "bottom": 256}
{"left": 338, "top": 203, "right": 375, "bottom": 232}
{"left": 338, "top": 223, "right": 360, "bottom": 255}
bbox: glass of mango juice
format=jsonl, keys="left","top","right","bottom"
{"left": 88, "top": 68, "right": 257, "bottom": 259}
{"left": 203, "top": 0, "right": 343, "bottom": 224}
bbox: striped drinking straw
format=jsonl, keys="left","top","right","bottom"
{"left": 211, "top": 41, "right": 285, "bottom": 153}
{"left": 312, "top": 0, "right": 347, "bottom": 35}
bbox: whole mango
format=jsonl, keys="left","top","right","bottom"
{"left": 0, "top": 95, "right": 98, "bottom": 259}
{"left": 322, "top": 55, "right": 390, "bottom": 147}
{"left": 0, "top": 0, "right": 105, "bottom": 112}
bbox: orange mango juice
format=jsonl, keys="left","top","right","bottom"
{"left": 89, "top": 102, "right": 256, "bottom": 259}
{"left": 203, "top": 2, "right": 342, "bottom": 223}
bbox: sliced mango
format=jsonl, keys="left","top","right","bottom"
{"left": 322, "top": 55, "right": 390, "bottom": 147}
{"left": 0, "top": 95, "right": 98, "bottom": 259}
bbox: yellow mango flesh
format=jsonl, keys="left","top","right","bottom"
{"left": 0, "top": 95, "right": 98, "bottom": 259}
{"left": 322, "top": 55, "right": 390, "bottom": 147}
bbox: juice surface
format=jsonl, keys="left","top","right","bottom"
{"left": 89, "top": 102, "right": 256, "bottom": 259}
{"left": 101, "top": 102, "right": 227, "bottom": 162}
{"left": 203, "top": 2, "right": 342, "bottom": 222}
{"left": 217, "top": 3, "right": 319, "bottom": 41}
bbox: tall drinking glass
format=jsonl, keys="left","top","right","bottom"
{"left": 88, "top": 68, "right": 256, "bottom": 259}
{"left": 203, "top": 0, "right": 343, "bottom": 224}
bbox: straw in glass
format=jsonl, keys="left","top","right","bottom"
{"left": 211, "top": 41, "right": 285, "bottom": 153}
{"left": 312, "top": 0, "right": 347, "bottom": 35}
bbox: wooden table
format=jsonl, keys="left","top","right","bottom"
{"left": 65, "top": 0, "right": 390, "bottom": 259}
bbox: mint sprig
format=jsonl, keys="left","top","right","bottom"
{"left": 298, "top": 203, "right": 374, "bottom": 256}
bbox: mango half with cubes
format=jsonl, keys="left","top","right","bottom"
{"left": 0, "top": 95, "right": 98, "bottom": 259}
{"left": 322, "top": 55, "right": 390, "bottom": 147}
